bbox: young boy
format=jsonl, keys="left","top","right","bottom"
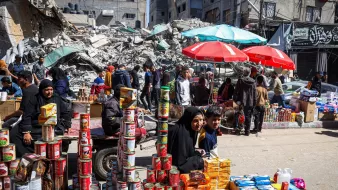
{"left": 198, "top": 106, "right": 222, "bottom": 158}
{"left": 90, "top": 69, "right": 110, "bottom": 95}
{"left": 254, "top": 75, "right": 268, "bottom": 133}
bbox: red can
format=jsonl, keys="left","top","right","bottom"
{"left": 156, "top": 144, "right": 167, "bottom": 157}
{"left": 55, "top": 157, "right": 66, "bottom": 176}
{"left": 3, "top": 176, "right": 10, "bottom": 190}
{"left": 34, "top": 141, "right": 47, "bottom": 157}
{"left": 161, "top": 154, "right": 172, "bottom": 170}
{"left": 80, "top": 113, "right": 90, "bottom": 131}
{"left": 79, "top": 130, "right": 91, "bottom": 145}
{"left": 144, "top": 183, "right": 155, "bottom": 190}
{"left": 155, "top": 183, "right": 165, "bottom": 190}
{"left": 79, "top": 159, "right": 92, "bottom": 175}
{"left": 165, "top": 186, "right": 173, "bottom": 190}
{"left": 152, "top": 154, "right": 161, "bottom": 170}
{"left": 156, "top": 170, "right": 167, "bottom": 183}
{"left": 281, "top": 182, "right": 289, "bottom": 190}
{"left": 56, "top": 137, "right": 63, "bottom": 152}
{"left": 80, "top": 144, "right": 92, "bottom": 159}
{"left": 47, "top": 141, "right": 60, "bottom": 160}
{"left": 146, "top": 167, "right": 156, "bottom": 183}
{"left": 79, "top": 175, "right": 91, "bottom": 190}
{"left": 169, "top": 169, "right": 180, "bottom": 186}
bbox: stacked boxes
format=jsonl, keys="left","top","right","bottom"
{"left": 204, "top": 158, "right": 231, "bottom": 189}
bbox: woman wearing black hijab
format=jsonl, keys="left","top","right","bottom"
{"left": 48, "top": 67, "right": 70, "bottom": 97}
{"left": 11, "top": 79, "right": 70, "bottom": 157}
{"left": 168, "top": 107, "right": 205, "bottom": 173}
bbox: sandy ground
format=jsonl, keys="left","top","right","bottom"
{"left": 68, "top": 128, "right": 338, "bottom": 190}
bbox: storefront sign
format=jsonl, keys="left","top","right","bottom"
{"left": 292, "top": 23, "right": 338, "bottom": 48}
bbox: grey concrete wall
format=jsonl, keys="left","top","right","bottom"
{"left": 202, "top": 0, "right": 236, "bottom": 24}
{"left": 168, "top": 0, "right": 178, "bottom": 22}
{"left": 54, "top": 0, "right": 147, "bottom": 28}
{"left": 149, "top": 0, "right": 168, "bottom": 28}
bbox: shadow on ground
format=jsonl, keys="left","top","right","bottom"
{"left": 315, "top": 130, "right": 338, "bottom": 138}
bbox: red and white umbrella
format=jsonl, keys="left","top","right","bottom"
{"left": 242, "top": 46, "right": 295, "bottom": 70}
{"left": 182, "top": 41, "right": 248, "bottom": 63}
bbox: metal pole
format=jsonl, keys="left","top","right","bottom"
{"left": 258, "top": 0, "right": 264, "bottom": 36}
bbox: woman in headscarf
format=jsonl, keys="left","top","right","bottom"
{"left": 167, "top": 107, "right": 205, "bottom": 173}
{"left": 104, "top": 66, "right": 114, "bottom": 95}
{"left": 11, "top": 79, "right": 70, "bottom": 157}
{"left": 48, "top": 67, "right": 70, "bottom": 97}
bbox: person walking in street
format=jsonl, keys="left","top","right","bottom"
{"left": 112, "top": 64, "right": 131, "bottom": 88}
{"left": 32, "top": 56, "right": 46, "bottom": 85}
{"left": 91, "top": 69, "right": 110, "bottom": 95}
{"left": 219, "top": 78, "right": 234, "bottom": 101}
{"left": 1, "top": 77, "right": 22, "bottom": 97}
{"left": 250, "top": 67, "right": 269, "bottom": 88}
{"left": 233, "top": 68, "right": 257, "bottom": 136}
{"left": 130, "top": 65, "right": 141, "bottom": 90}
{"left": 104, "top": 66, "right": 114, "bottom": 95}
{"left": 175, "top": 66, "right": 191, "bottom": 106}
{"left": 151, "top": 64, "right": 161, "bottom": 108}
{"left": 175, "top": 64, "right": 182, "bottom": 80}
{"left": 309, "top": 72, "right": 323, "bottom": 97}
{"left": 8, "top": 55, "right": 25, "bottom": 83}
{"left": 162, "top": 66, "right": 171, "bottom": 86}
{"left": 140, "top": 63, "right": 153, "bottom": 111}
{"left": 192, "top": 77, "right": 210, "bottom": 106}
{"left": 269, "top": 71, "right": 286, "bottom": 107}
{"left": 253, "top": 76, "right": 268, "bottom": 133}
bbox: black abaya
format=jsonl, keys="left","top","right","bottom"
{"left": 167, "top": 107, "right": 204, "bottom": 173}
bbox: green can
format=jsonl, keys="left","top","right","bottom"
{"left": 157, "top": 135, "right": 168, "bottom": 144}
{"left": 158, "top": 119, "right": 168, "bottom": 131}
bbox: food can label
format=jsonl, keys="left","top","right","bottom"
{"left": 0, "top": 162, "right": 8, "bottom": 176}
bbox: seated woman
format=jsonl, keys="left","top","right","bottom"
{"left": 168, "top": 107, "right": 205, "bottom": 173}
{"left": 11, "top": 79, "right": 71, "bottom": 157}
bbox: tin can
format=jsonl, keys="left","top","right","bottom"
{"left": 2, "top": 143, "right": 16, "bottom": 161}
{"left": 146, "top": 167, "right": 156, "bottom": 183}
{"left": 158, "top": 120, "right": 168, "bottom": 131}
{"left": 0, "top": 129, "right": 9, "bottom": 147}
{"left": 156, "top": 170, "right": 167, "bottom": 183}
{"left": 156, "top": 143, "right": 167, "bottom": 157}
{"left": 144, "top": 183, "right": 155, "bottom": 190}
{"left": 123, "top": 109, "right": 135, "bottom": 122}
{"left": 9, "top": 159, "right": 19, "bottom": 175}
{"left": 157, "top": 135, "right": 167, "bottom": 144}
{"left": 124, "top": 122, "right": 136, "bottom": 137}
{"left": 80, "top": 144, "right": 92, "bottom": 159}
{"left": 42, "top": 125, "right": 54, "bottom": 141}
{"left": 171, "top": 166, "right": 177, "bottom": 171}
{"left": 154, "top": 183, "right": 165, "bottom": 190}
{"left": 14, "top": 182, "right": 29, "bottom": 190}
{"left": 55, "top": 137, "right": 63, "bottom": 151}
{"left": 79, "top": 159, "right": 92, "bottom": 175}
{"left": 47, "top": 141, "right": 60, "bottom": 160}
{"left": 0, "top": 162, "right": 8, "bottom": 176}
{"left": 158, "top": 102, "right": 170, "bottom": 119}
{"left": 165, "top": 186, "right": 173, "bottom": 190}
{"left": 34, "top": 141, "right": 47, "bottom": 157}
{"left": 79, "top": 175, "right": 91, "bottom": 190}
{"left": 124, "top": 137, "right": 135, "bottom": 153}
{"left": 80, "top": 114, "right": 90, "bottom": 130}
{"left": 281, "top": 182, "right": 289, "bottom": 190}
{"left": 3, "top": 176, "right": 10, "bottom": 190}
{"left": 55, "top": 157, "right": 66, "bottom": 176}
{"left": 160, "top": 86, "right": 170, "bottom": 101}
{"left": 161, "top": 154, "right": 172, "bottom": 170}
{"left": 129, "top": 178, "right": 141, "bottom": 190}
{"left": 117, "top": 181, "right": 128, "bottom": 190}
{"left": 79, "top": 130, "right": 91, "bottom": 145}
{"left": 123, "top": 166, "right": 136, "bottom": 182}
{"left": 152, "top": 154, "right": 161, "bottom": 170}
{"left": 123, "top": 151, "right": 135, "bottom": 167}
{"left": 169, "top": 169, "right": 180, "bottom": 186}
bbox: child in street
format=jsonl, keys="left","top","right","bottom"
{"left": 254, "top": 76, "right": 268, "bottom": 133}
{"left": 198, "top": 106, "right": 222, "bottom": 158}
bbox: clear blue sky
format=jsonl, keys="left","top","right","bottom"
{"left": 146, "top": 0, "right": 150, "bottom": 26}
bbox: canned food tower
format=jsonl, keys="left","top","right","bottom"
{"left": 0, "top": 127, "right": 18, "bottom": 189}
{"left": 110, "top": 87, "right": 141, "bottom": 190}
{"left": 143, "top": 86, "right": 181, "bottom": 189}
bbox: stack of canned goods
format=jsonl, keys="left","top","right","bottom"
{"left": 0, "top": 128, "right": 19, "bottom": 190}
{"left": 142, "top": 86, "right": 183, "bottom": 190}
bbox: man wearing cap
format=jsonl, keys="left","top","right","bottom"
{"left": 32, "top": 56, "right": 46, "bottom": 85}
{"left": 8, "top": 55, "right": 24, "bottom": 83}
{"left": 310, "top": 72, "right": 322, "bottom": 97}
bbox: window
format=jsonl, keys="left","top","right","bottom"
{"left": 161, "top": 12, "right": 165, "bottom": 16}
{"left": 182, "top": 3, "right": 186, "bottom": 11}
{"left": 223, "top": 9, "right": 231, "bottom": 24}
{"left": 151, "top": 15, "right": 154, "bottom": 22}
{"left": 169, "top": 11, "right": 171, "bottom": 19}
{"left": 125, "top": 13, "right": 136, "bottom": 19}
{"left": 263, "top": 2, "right": 276, "bottom": 18}
{"left": 306, "top": 6, "right": 321, "bottom": 22}
{"left": 177, "top": 6, "right": 181, "bottom": 13}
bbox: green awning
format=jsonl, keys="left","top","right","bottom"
{"left": 44, "top": 46, "right": 84, "bottom": 68}
{"left": 119, "top": 26, "right": 137, "bottom": 33}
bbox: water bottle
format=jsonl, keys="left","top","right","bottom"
{"left": 277, "top": 168, "right": 292, "bottom": 184}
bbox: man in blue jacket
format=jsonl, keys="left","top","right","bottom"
{"left": 1, "top": 77, "right": 22, "bottom": 97}
{"left": 112, "top": 64, "right": 131, "bottom": 88}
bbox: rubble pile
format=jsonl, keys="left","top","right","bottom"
{"left": 1, "top": 19, "right": 212, "bottom": 89}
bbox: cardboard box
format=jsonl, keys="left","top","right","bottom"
{"left": 299, "top": 100, "right": 316, "bottom": 122}
{"left": 318, "top": 112, "right": 335, "bottom": 121}
{"left": 90, "top": 103, "right": 102, "bottom": 118}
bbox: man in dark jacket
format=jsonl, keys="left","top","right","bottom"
{"left": 112, "top": 64, "right": 131, "bottom": 88}
{"left": 102, "top": 84, "right": 124, "bottom": 136}
{"left": 310, "top": 71, "right": 322, "bottom": 97}
{"left": 130, "top": 65, "right": 141, "bottom": 89}
{"left": 233, "top": 68, "right": 257, "bottom": 136}
{"left": 151, "top": 65, "right": 161, "bottom": 108}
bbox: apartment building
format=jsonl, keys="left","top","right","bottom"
{"left": 149, "top": 0, "right": 168, "bottom": 28}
